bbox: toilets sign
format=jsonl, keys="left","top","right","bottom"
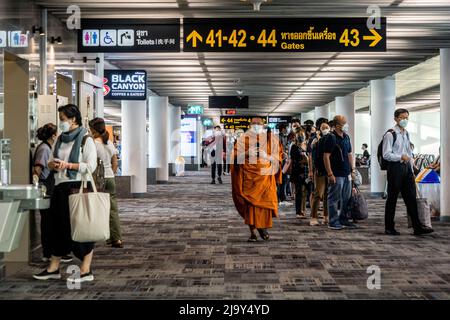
{"left": 78, "top": 19, "right": 180, "bottom": 53}
{"left": 103, "top": 70, "right": 147, "bottom": 100}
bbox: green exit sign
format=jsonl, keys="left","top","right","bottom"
{"left": 187, "top": 105, "right": 204, "bottom": 114}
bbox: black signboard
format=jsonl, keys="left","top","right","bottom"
{"left": 184, "top": 18, "right": 386, "bottom": 52}
{"left": 78, "top": 19, "right": 180, "bottom": 53}
{"left": 220, "top": 116, "right": 267, "bottom": 130}
{"left": 267, "top": 116, "right": 292, "bottom": 124}
{"left": 209, "top": 96, "right": 249, "bottom": 109}
{"left": 104, "top": 70, "right": 147, "bottom": 100}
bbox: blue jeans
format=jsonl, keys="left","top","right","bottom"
{"left": 327, "top": 176, "right": 351, "bottom": 226}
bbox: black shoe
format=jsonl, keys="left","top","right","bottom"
{"left": 385, "top": 229, "right": 401, "bottom": 236}
{"left": 218, "top": 177, "right": 223, "bottom": 184}
{"left": 210, "top": 180, "right": 216, "bottom": 184}
{"left": 33, "top": 269, "right": 61, "bottom": 280}
{"left": 342, "top": 221, "right": 358, "bottom": 229}
{"left": 247, "top": 234, "right": 258, "bottom": 242}
{"left": 414, "top": 227, "right": 434, "bottom": 236}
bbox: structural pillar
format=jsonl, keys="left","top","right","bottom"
{"left": 335, "top": 95, "right": 355, "bottom": 166}
{"left": 314, "top": 104, "right": 330, "bottom": 121}
{"left": 94, "top": 53, "right": 104, "bottom": 118}
{"left": 370, "top": 77, "right": 396, "bottom": 194}
{"left": 167, "top": 105, "right": 181, "bottom": 176}
{"left": 440, "top": 49, "right": 450, "bottom": 221}
{"left": 39, "top": 9, "right": 47, "bottom": 95}
{"left": 122, "top": 100, "right": 147, "bottom": 196}
{"left": 148, "top": 96, "right": 169, "bottom": 183}
{"left": 300, "top": 111, "right": 315, "bottom": 123}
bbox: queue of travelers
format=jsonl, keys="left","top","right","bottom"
{"left": 230, "top": 109, "right": 435, "bottom": 242}
{"left": 32, "top": 104, "right": 123, "bottom": 283}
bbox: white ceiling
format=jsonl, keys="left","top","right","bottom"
{"left": 34, "top": 0, "right": 450, "bottom": 118}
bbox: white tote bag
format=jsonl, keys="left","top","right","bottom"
{"left": 69, "top": 171, "right": 110, "bottom": 242}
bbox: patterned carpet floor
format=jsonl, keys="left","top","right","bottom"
{"left": 1, "top": 168, "right": 450, "bottom": 300}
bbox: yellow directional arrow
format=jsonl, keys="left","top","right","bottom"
{"left": 363, "top": 29, "right": 382, "bottom": 47}
{"left": 186, "top": 30, "right": 203, "bottom": 48}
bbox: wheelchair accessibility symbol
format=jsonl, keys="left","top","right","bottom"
{"left": 100, "top": 30, "right": 116, "bottom": 46}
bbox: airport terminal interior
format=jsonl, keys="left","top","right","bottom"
{"left": 1, "top": 0, "right": 450, "bottom": 300}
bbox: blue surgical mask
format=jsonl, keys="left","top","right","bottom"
{"left": 399, "top": 119, "right": 408, "bottom": 128}
{"left": 59, "top": 121, "right": 71, "bottom": 133}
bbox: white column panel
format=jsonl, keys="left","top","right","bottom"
{"left": 122, "top": 100, "right": 147, "bottom": 194}
{"left": 440, "top": 49, "right": 450, "bottom": 221}
{"left": 370, "top": 78, "right": 396, "bottom": 193}
{"left": 149, "top": 96, "right": 169, "bottom": 182}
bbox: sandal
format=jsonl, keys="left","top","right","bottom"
{"left": 257, "top": 229, "right": 270, "bottom": 241}
{"left": 247, "top": 234, "right": 258, "bottom": 242}
{"left": 112, "top": 240, "right": 124, "bottom": 248}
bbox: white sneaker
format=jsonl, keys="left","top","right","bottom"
{"left": 284, "top": 201, "right": 293, "bottom": 206}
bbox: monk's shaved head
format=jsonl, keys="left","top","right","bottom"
{"left": 251, "top": 117, "right": 264, "bottom": 125}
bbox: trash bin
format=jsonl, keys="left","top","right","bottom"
{"left": 175, "top": 156, "right": 186, "bottom": 177}
{"left": 416, "top": 169, "right": 440, "bottom": 219}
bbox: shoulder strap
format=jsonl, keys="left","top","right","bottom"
{"left": 386, "top": 129, "right": 397, "bottom": 145}
{"left": 81, "top": 134, "right": 92, "bottom": 153}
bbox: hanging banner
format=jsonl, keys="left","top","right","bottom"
{"left": 184, "top": 18, "right": 386, "bottom": 52}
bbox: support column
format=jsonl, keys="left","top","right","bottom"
{"left": 94, "top": 53, "right": 104, "bottom": 118}
{"left": 300, "top": 111, "right": 315, "bottom": 123}
{"left": 440, "top": 49, "right": 450, "bottom": 221}
{"left": 314, "top": 104, "right": 330, "bottom": 121}
{"left": 167, "top": 105, "right": 181, "bottom": 176}
{"left": 370, "top": 77, "right": 396, "bottom": 194}
{"left": 39, "top": 9, "right": 47, "bottom": 95}
{"left": 336, "top": 95, "right": 355, "bottom": 166}
{"left": 148, "top": 96, "right": 169, "bottom": 183}
{"left": 122, "top": 100, "right": 147, "bottom": 196}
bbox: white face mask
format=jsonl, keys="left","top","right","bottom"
{"left": 321, "top": 129, "right": 330, "bottom": 135}
{"left": 59, "top": 121, "right": 71, "bottom": 133}
{"left": 214, "top": 130, "right": 221, "bottom": 136}
{"left": 342, "top": 123, "right": 349, "bottom": 133}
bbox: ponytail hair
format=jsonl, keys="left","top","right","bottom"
{"left": 37, "top": 123, "right": 57, "bottom": 142}
{"left": 88, "top": 117, "right": 109, "bottom": 145}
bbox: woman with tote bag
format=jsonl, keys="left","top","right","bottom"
{"left": 33, "top": 104, "right": 99, "bottom": 283}
{"left": 89, "top": 118, "right": 123, "bottom": 248}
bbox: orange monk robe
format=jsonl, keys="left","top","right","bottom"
{"left": 230, "top": 131, "right": 283, "bottom": 229}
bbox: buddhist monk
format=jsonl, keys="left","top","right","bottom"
{"left": 231, "top": 117, "right": 283, "bottom": 242}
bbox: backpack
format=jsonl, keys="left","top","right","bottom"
{"left": 377, "top": 129, "right": 397, "bottom": 170}
{"left": 312, "top": 136, "right": 327, "bottom": 176}
{"left": 81, "top": 135, "right": 106, "bottom": 191}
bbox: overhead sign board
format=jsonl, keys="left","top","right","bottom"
{"left": 209, "top": 96, "right": 249, "bottom": 109}
{"left": 103, "top": 70, "right": 147, "bottom": 100}
{"left": 220, "top": 116, "right": 267, "bottom": 130}
{"left": 187, "top": 105, "right": 204, "bottom": 115}
{"left": 78, "top": 19, "right": 180, "bottom": 53}
{"left": 184, "top": 18, "right": 386, "bottom": 52}
{"left": 268, "top": 116, "right": 292, "bottom": 124}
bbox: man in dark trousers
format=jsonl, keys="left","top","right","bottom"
{"left": 382, "top": 108, "right": 434, "bottom": 236}
{"left": 210, "top": 126, "right": 225, "bottom": 184}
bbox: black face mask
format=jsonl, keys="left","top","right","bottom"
{"left": 297, "top": 135, "right": 305, "bottom": 143}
